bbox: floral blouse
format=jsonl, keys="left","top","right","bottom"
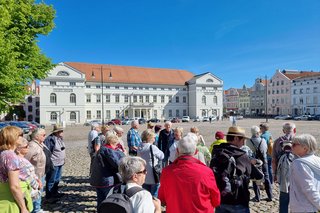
{"left": 0, "top": 150, "right": 20, "bottom": 183}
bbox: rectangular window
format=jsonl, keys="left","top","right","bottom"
{"left": 86, "top": 85, "right": 91, "bottom": 88}
{"left": 96, "top": 94, "right": 101, "bottom": 103}
{"left": 115, "top": 94, "right": 120, "bottom": 103}
{"left": 97, "top": 110, "right": 101, "bottom": 119}
{"left": 139, "top": 95, "right": 143, "bottom": 102}
{"left": 300, "top": 88, "right": 303, "bottom": 94}
{"left": 86, "top": 94, "right": 91, "bottom": 103}
{"left": 146, "top": 95, "right": 149, "bottom": 103}
{"left": 50, "top": 81, "right": 56, "bottom": 86}
{"left": 176, "top": 109, "right": 180, "bottom": 117}
{"left": 183, "top": 96, "right": 187, "bottom": 103}
{"left": 183, "top": 109, "right": 187, "bottom": 116}
{"left": 86, "top": 110, "right": 91, "bottom": 119}
{"left": 168, "top": 96, "right": 172, "bottom": 103}
{"left": 153, "top": 110, "right": 157, "bottom": 118}
{"left": 70, "top": 82, "right": 76, "bottom": 86}
{"left": 96, "top": 85, "right": 101, "bottom": 89}
{"left": 133, "top": 95, "right": 137, "bottom": 102}
{"left": 306, "top": 88, "right": 310, "bottom": 94}
{"left": 313, "top": 87, "right": 318, "bottom": 93}
{"left": 105, "top": 94, "right": 110, "bottom": 102}
{"left": 106, "top": 110, "right": 111, "bottom": 119}
{"left": 175, "top": 96, "right": 179, "bottom": 103}
{"left": 124, "top": 95, "right": 129, "bottom": 103}
{"left": 161, "top": 96, "right": 165, "bottom": 103}
{"left": 115, "top": 110, "right": 120, "bottom": 118}
{"left": 169, "top": 110, "right": 172, "bottom": 117}
{"left": 153, "top": 95, "right": 157, "bottom": 103}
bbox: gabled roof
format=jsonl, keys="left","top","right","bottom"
{"left": 281, "top": 70, "right": 320, "bottom": 80}
{"left": 64, "top": 62, "right": 194, "bottom": 86}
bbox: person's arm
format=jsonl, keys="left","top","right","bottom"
{"left": 152, "top": 197, "right": 161, "bottom": 213}
{"left": 153, "top": 145, "right": 164, "bottom": 160}
{"left": 292, "top": 161, "right": 320, "bottom": 209}
{"left": 207, "top": 172, "right": 221, "bottom": 208}
{"left": 8, "top": 170, "right": 29, "bottom": 213}
{"left": 94, "top": 136, "right": 101, "bottom": 152}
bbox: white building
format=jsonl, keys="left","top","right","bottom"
{"left": 40, "top": 62, "right": 223, "bottom": 125}
{"left": 291, "top": 73, "right": 320, "bottom": 115}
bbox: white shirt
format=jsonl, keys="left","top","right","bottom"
{"left": 168, "top": 140, "right": 179, "bottom": 163}
{"left": 127, "top": 182, "right": 155, "bottom": 213}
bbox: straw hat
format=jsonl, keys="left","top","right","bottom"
{"left": 52, "top": 124, "right": 64, "bottom": 133}
{"left": 226, "top": 126, "right": 249, "bottom": 139}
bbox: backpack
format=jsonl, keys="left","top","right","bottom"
{"left": 210, "top": 149, "right": 247, "bottom": 200}
{"left": 249, "top": 138, "right": 264, "bottom": 163}
{"left": 267, "top": 136, "right": 273, "bottom": 156}
{"left": 98, "top": 184, "right": 144, "bottom": 213}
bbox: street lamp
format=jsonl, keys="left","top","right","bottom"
{"left": 91, "top": 66, "right": 112, "bottom": 125}
{"left": 265, "top": 75, "right": 268, "bottom": 122}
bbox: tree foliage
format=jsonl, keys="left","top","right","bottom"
{"left": 0, "top": 0, "right": 55, "bottom": 113}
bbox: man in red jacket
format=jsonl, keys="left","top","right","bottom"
{"left": 158, "top": 134, "right": 220, "bottom": 213}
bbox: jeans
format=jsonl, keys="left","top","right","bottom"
{"left": 253, "top": 161, "right": 273, "bottom": 200}
{"left": 32, "top": 176, "right": 45, "bottom": 213}
{"left": 46, "top": 165, "right": 63, "bottom": 198}
{"left": 267, "top": 156, "right": 273, "bottom": 184}
{"left": 216, "top": 204, "right": 250, "bottom": 213}
{"left": 142, "top": 183, "right": 160, "bottom": 197}
{"left": 279, "top": 191, "right": 289, "bottom": 213}
{"left": 96, "top": 187, "right": 111, "bottom": 209}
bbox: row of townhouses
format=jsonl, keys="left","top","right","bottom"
{"left": 21, "top": 62, "right": 320, "bottom": 125}
{"left": 224, "top": 70, "right": 320, "bottom": 116}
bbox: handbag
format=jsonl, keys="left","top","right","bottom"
{"left": 150, "top": 145, "right": 162, "bottom": 183}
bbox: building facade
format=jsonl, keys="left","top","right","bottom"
{"left": 250, "top": 78, "right": 266, "bottom": 116}
{"left": 223, "top": 88, "right": 239, "bottom": 114}
{"left": 40, "top": 62, "right": 223, "bottom": 125}
{"left": 238, "top": 85, "right": 250, "bottom": 116}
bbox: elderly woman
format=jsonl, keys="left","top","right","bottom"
{"left": 118, "top": 156, "right": 161, "bottom": 213}
{"left": 190, "top": 127, "right": 211, "bottom": 165}
{"left": 25, "top": 128, "right": 47, "bottom": 212}
{"left": 0, "top": 126, "right": 31, "bottom": 213}
{"left": 113, "top": 126, "right": 126, "bottom": 154}
{"left": 90, "top": 134, "right": 125, "bottom": 209}
{"left": 138, "top": 129, "right": 164, "bottom": 197}
{"left": 247, "top": 125, "right": 272, "bottom": 202}
{"left": 168, "top": 127, "right": 183, "bottom": 164}
{"left": 289, "top": 134, "right": 320, "bottom": 212}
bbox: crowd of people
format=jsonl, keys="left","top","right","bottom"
{"left": 87, "top": 120, "right": 319, "bottom": 213}
{"left": 1, "top": 120, "right": 319, "bottom": 213}
{"left": 0, "top": 125, "right": 66, "bottom": 213}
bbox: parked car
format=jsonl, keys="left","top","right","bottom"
{"left": 138, "top": 118, "right": 146, "bottom": 124}
{"left": 20, "top": 121, "right": 37, "bottom": 132}
{"left": 8, "top": 121, "right": 30, "bottom": 134}
{"left": 181, "top": 116, "right": 190, "bottom": 122}
{"left": 274, "top": 115, "right": 292, "bottom": 120}
{"left": 293, "top": 115, "right": 311, "bottom": 121}
{"left": 193, "top": 116, "right": 201, "bottom": 122}
{"left": 314, "top": 114, "right": 320, "bottom": 120}
{"left": 171, "top": 117, "right": 180, "bottom": 123}
{"left": 122, "top": 118, "right": 134, "bottom": 125}
{"left": 202, "top": 116, "right": 209, "bottom": 122}
{"left": 108, "top": 119, "right": 122, "bottom": 125}
{"left": 84, "top": 120, "right": 102, "bottom": 126}
{"left": 30, "top": 121, "right": 45, "bottom": 129}
{"left": 147, "top": 118, "right": 161, "bottom": 123}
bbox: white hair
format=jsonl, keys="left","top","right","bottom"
{"left": 119, "top": 156, "right": 146, "bottom": 183}
{"left": 113, "top": 126, "right": 124, "bottom": 133}
{"left": 293, "top": 134, "right": 318, "bottom": 154}
{"left": 178, "top": 135, "right": 197, "bottom": 156}
{"left": 131, "top": 120, "right": 139, "bottom": 127}
{"left": 283, "top": 122, "right": 296, "bottom": 133}
{"left": 251, "top": 126, "right": 260, "bottom": 137}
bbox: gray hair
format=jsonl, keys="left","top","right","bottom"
{"left": 30, "top": 128, "right": 45, "bottom": 140}
{"left": 113, "top": 126, "right": 124, "bottom": 134}
{"left": 283, "top": 122, "right": 296, "bottom": 133}
{"left": 251, "top": 126, "right": 260, "bottom": 137}
{"left": 119, "top": 156, "right": 146, "bottom": 183}
{"left": 178, "top": 135, "right": 197, "bottom": 156}
{"left": 293, "top": 134, "right": 318, "bottom": 154}
{"left": 164, "top": 121, "right": 172, "bottom": 127}
{"left": 91, "top": 122, "right": 100, "bottom": 130}
{"left": 131, "top": 120, "right": 139, "bottom": 128}
{"left": 141, "top": 129, "right": 156, "bottom": 143}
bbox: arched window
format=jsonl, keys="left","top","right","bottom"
{"left": 50, "top": 112, "right": 57, "bottom": 121}
{"left": 57, "top": 71, "right": 70, "bottom": 76}
{"left": 50, "top": 93, "right": 57, "bottom": 103}
{"left": 70, "top": 111, "right": 76, "bottom": 120}
{"left": 70, "top": 93, "right": 76, "bottom": 103}
{"left": 206, "top": 79, "right": 214, "bottom": 83}
{"left": 213, "top": 96, "right": 218, "bottom": 104}
{"left": 202, "top": 96, "right": 206, "bottom": 104}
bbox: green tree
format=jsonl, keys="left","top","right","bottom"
{"left": 0, "top": 0, "right": 55, "bottom": 113}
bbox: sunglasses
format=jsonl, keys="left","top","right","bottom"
{"left": 136, "top": 169, "right": 147, "bottom": 175}
{"left": 292, "top": 142, "right": 301, "bottom": 147}
{"left": 19, "top": 144, "right": 29, "bottom": 149}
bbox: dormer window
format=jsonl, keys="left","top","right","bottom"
{"left": 57, "top": 71, "right": 70, "bottom": 76}
{"left": 206, "top": 79, "right": 214, "bottom": 83}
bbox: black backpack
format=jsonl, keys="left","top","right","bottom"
{"left": 249, "top": 138, "right": 264, "bottom": 163}
{"left": 98, "top": 184, "right": 144, "bottom": 213}
{"left": 210, "top": 149, "right": 247, "bottom": 200}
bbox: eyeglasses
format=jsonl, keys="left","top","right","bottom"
{"left": 292, "top": 142, "right": 301, "bottom": 147}
{"left": 19, "top": 144, "right": 29, "bottom": 149}
{"left": 136, "top": 169, "right": 147, "bottom": 175}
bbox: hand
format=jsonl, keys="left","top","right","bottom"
{"left": 250, "top": 159, "right": 257, "bottom": 165}
{"left": 152, "top": 197, "right": 161, "bottom": 212}
{"left": 37, "top": 179, "right": 42, "bottom": 189}
{"left": 20, "top": 208, "right": 29, "bottom": 213}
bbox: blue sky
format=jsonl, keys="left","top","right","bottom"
{"left": 39, "top": 0, "right": 320, "bottom": 89}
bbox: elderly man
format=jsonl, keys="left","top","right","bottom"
{"left": 210, "top": 126, "right": 264, "bottom": 213}
{"left": 272, "top": 122, "right": 296, "bottom": 213}
{"left": 158, "top": 135, "right": 221, "bottom": 213}
{"left": 157, "top": 121, "right": 174, "bottom": 165}
{"left": 25, "top": 128, "right": 47, "bottom": 213}
{"left": 127, "top": 120, "right": 142, "bottom": 156}
{"left": 88, "top": 123, "right": 101, "bottom": 157}
{"left": 44, "top": 125, "right": 66, "bottom": 201}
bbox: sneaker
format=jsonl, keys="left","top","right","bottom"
{"left": 265, "top": 198, "right": 273, "bottom": 202}
{"left": 251, "top": 197, "right": 260, "bottom": 202}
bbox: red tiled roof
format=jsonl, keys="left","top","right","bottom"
{"left": 65, "top": 62, "right": 194, "bottom": 86}
{"left": 282, "top": 71, "right": 320, "bottom": 80}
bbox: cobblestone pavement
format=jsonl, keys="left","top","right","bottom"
{"left": 42, "top": 119, "right": 320, "bottom": 212}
